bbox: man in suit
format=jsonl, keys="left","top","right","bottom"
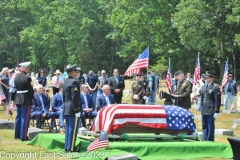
{"left": 14, "top": 61, "right": 34, "bottom": 141}
{"left": 222, "top": 73, "right": 237, "bottom": 110}
{"left": 201, "top": 71, "right": 221, "bottom": 141}
{"left": 172, "top": 70, "right": 192, "bottom": 110}
{"left": 80, "top": 84, "right": 97, "bottom": 128}
{"left": 52, "top": 83, "right": 65, "bottom": 133}
{"left": 31, "top": 84, "right": 56, "bottom": 132}
{"left": 63, "top": 64, "right": 82, "bottom": 152}
{"left": 108, "top": 68, "right": 125, "bottom": 103}
{"left": 96, "top": 84, "right": 115, "bottom": 110}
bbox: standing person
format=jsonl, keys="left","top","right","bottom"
{"left": 108, "top": 68, "right": 125, "bottom": 104}
{"left": 86, "top": 70, "right": 98, "bottom": 109}
{"left": 9, "top": 70, "right": 20, "bottom": 107}
{"left": 0, "top": 67, "right": 10, "bottom": 104}
{"left": 140, "top": 72, "right": 149, "bottom": 104}
{"left": 172, "top": 70, "right": 192, "bottom": 110}
{"left": 186, "top": 72, "right": 194, "bottom": 83}
{"left": 52, "top": 70, "right": 62, "bottom": 95}
{"left": 76, "top": 67, "right": 85, "bottom": 87}
{"left": 98, "top": 70, "right": 108, "bottom": 95}
{"left": 131, "top": 74, "right": 144, "bottom": 104}
{"left": 36, "top": 69, "right": 47, "bottom": 87}
{"left": 14, "top": 62, "right": 34, "bottom": 141}
{"left": 62, "top": 64, "right": 82, "bottom": 152}
{"left": 201, "top": 71, "right": 221, "bottom": 141}
{"left": 222, "top": 74, "right": 237, "bottom": 110}
{"left": 146, "top": 69, "right": 159, "bottom": 104}
{"left": 197, "top": 74, "right": 206, "bottom": 110}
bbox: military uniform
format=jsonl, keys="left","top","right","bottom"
{"left": 63, "top": 65, "right": 82, "bottom": 152}
{"left": 174, "top": 78, "right": 192, "bottom": 109}
{"left": 131, "top": 80, "right": 144, "bottom": 104}
{"left": 141, "top": 78, "right": 149, "bottom": 104}
{"left": 201, "top": 72, "right": 221, "bottom": 141}
{"left": 14, "top": 62, "right": 34, "bottom": 141}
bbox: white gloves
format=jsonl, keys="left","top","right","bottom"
{"left": 213, "top": 113, "right": 218, "bottom": 118}
{"left": 143, "top": 96, "right": 147, "bottom": 100}
{"left": 75, "top": 112, "right": 81, "bottom": 117}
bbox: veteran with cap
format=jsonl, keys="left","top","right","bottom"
{"left": 222, "top": 73, "right": 237, "bottom": 110}
{"left": 201, "top": 71, "right": 221, "bottom": 141}
{"left": 14, "top": 62, "right": 34, "bottom": 141}
{"left": 62, "top": 64, "right": 82, "bottom": 152}
{"left": 172, "top": 70, "right": 192, "bottom": 110}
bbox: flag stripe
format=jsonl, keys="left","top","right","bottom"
{"left": 166, "top": 58, "right": 172, "bottom": 93}
{"left": 193, "top": 54, "right": 200, "bottom": 85}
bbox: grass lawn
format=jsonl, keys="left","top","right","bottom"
{"left": 0, "top": 80, "right": 239, "bottom": 160}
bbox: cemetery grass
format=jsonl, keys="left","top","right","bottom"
{"left": 0, "top": 80, "right": 239, "bottom": 160}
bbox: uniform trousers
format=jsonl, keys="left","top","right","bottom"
{"left": 55, "top": 111, "right": 64, "bottom": 127}
{"left": 202, "top": 115, "right": 215, "bottom": 141}
{"left": 65, "top": 115, "right": 80, "bottom": 152}
{"left": 224, "top": 92, "right": 234, "bottom": 110}
{"left": 15, "top": 105, "right": 31, "bottom": 141}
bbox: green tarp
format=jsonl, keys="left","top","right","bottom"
{"left": 26, "top": 134, "right": 233, "bottom": 160}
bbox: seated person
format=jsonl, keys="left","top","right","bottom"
{"left": 31, "top": 84, "right": 56, "bottom": 133}
{"left": 52, "top": 83, "right": 65, "bottom": 133}
{"left": 96, "top": 84, "right": 115, "bottom": 111}
{"left": 80, "top": 84, "right": 98, "bottom": 128}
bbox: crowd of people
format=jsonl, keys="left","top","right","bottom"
{"left": 0, "top": 61, "right": 237, "bottom": 152}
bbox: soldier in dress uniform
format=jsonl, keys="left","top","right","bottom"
{"left": 131, "top": 74, "right": 144, "bottom": 104}
{"left": 14, "top": 62, "right": 34, "bottom": 141}
{"left": 201, "top": 71, "right": 221, "bottom": 141}
{"left": 63, "top": 64, "right": 82, "bottom": 152}
{"left": 172, "top": 70, "right": 192, "bottom": 110}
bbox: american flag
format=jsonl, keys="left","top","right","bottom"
{"left": 221, "top": 59, "right": 228, "bottom": 89}
{"left": 93, "top": 104, "right": 196, "bottom": 134}
{"left": 166, "top": 58, "right": 173, "bottom": 94}
{"left": 0, "top": 92, "right": 6, "bottom": 104}
{"left": 124, "top": 47, "right": 149, "bottom": 76}
{"left": 87, "top": 131, "right": 109, "bottom": 152}
{"left": 193, "top": 53, "right": 200, "bottom": 85}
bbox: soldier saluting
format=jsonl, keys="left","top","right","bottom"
{"left": 14, "top": 62, "right": 34, "bottom": 141}
{"left": 200, "top": 71, "right": 221, "bottom": 141}
{"left": 172, "top": 70, "right": 192, "bottom": 110}
{"left": 63, "top": 64, "right": 82, "bottom": 152}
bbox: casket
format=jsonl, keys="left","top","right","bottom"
{"left": 93, "top": 104, "right": 196, "bottom": 134}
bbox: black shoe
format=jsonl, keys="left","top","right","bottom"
{"left": 49, "top": 128, "right": 56, "bottom": 133}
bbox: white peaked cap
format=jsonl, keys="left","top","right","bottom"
{"left": 19, "top": 61, "right": 31, "bottom": 67}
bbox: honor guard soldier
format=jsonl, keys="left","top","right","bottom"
{"left": 173, "top": 70, "right": 192, "bottom": 110}
{"left": 14, "top": 62, "right": 34, "bottom": 141}
{"left": 63, "top": 64, "right": 82, "bottom": 152}
{"left": 201, "top": 71, "right": 221, "bottom": 141}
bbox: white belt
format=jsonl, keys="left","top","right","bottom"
{"left": 17, "top": 90, "right": 28, "bottom": 93}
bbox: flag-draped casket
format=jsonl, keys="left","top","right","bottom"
{"left": 93, "top": 104, "right": 196, "bottom": 134}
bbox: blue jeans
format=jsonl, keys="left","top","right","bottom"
{"left": 202, "top": 115, "right": 215, "bottom": 141}
{"left": 146, "top": 90, "right": 157, "bottom": 104}
{"left": 224, "top": 92, "right": 234, "bottom": 110}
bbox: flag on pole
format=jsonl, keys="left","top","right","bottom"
{"left": 166, "top": 58, "right": 173, "bottom": 94}
{"left": 193, "top": 53, "right": 200, "bottom": 85}
{"left": 87, "top": 131, "right": 109, "bottom": 152}
{"left": 221, "top": 59, "right": 228, "bottom": 89}
{"left": 124, "top": 47, "right": 149, "bottom": 76}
